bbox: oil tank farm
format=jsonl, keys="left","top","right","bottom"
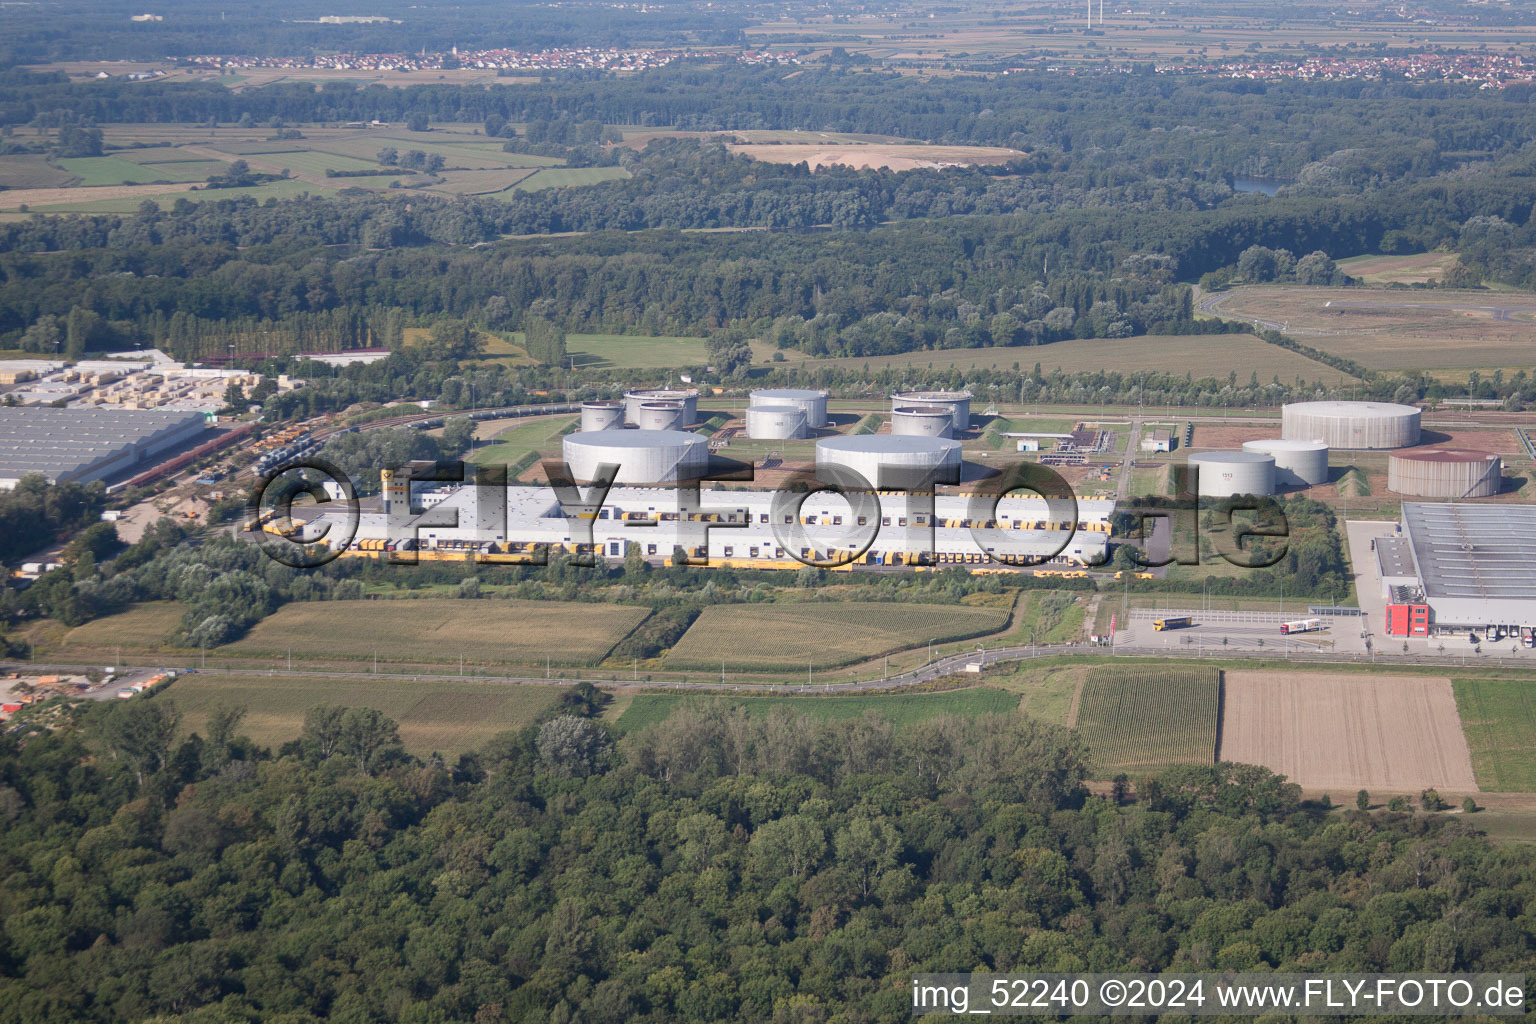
{"left": 634, "top": 401, "right": 686, "bottom": 431}
{"left": 745, "top": 404, "right": 808, "bottom": 440}
{"left": 1241, "top": 438, "right": 1329, "bottom": 487}
{"left": 1188, "top": 450, "right": 1276, "bottom": 497}
{"left": 580, "top": 401, "right": 625, "bottom": 433}
{"left": 563, "top": 429, "right": 710, "bottom": 484}
{"left": 1282, "top": 400, "right": 1420, "bottom": 449}
{"left": 1388, "top": 448, "right": 1502, "bottom": 498}
{"left": 890, "top": 405, "right": 954, "bottom": 438}
{"left": 748, "top": 388, "right": 828, "bottom": 428}
{"left": 816, "top": 434, "right": 962, "bottom": 489}
{"left": 624, "top": 388, "right": 698, "bottom": 426}
{"left": 891, "top": 390, "right": 971, "bottom": 434}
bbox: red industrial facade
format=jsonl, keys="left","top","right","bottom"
{"left": 1385, "top": 603, "right": 1430, "bottom": 637}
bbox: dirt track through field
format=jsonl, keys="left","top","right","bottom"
{"left": 1220, "top": 671, "right": 1477, "bottom": 791}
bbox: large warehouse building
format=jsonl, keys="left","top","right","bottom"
{"left": 1381, "top": 503, "right": 1536, "bottom": 637}
{"left": 317, "top": 482, "right": 1114, "bottom": 569}
{"left": 0, "top": 407, "right": 207, "bottom": 489}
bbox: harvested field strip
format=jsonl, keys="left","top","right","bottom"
{"left": 168, "top": 673, "right": 558, "bottom": 755}
{"left": 224, "top": 598, "right": 651, "bottom": 667}
{"left": 802, "top": 334, "right": 1355, "bottom": 381}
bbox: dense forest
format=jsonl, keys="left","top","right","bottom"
{"left": 1, "top": 691, "right": 1532, "bottom": 1023}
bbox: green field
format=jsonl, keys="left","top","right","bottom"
{"left": 616, "top": 687, "right": 1019, "bottom": 732}
{"left": 666, "top": 602, "right": 1010, "bottom": 670}
{"left": 1008, "top": 591, "right": 1086, "bottom": 645}
{"left": 223, "top": 598, "right": 648, "bottom": 667}
{"left": 167, "top": 673, "right": 558, "bottom": 755}
{"left": 251, "top": 151, "right": 387, "bottom": 176}
{"left": 63, "top": 601, "right": 187, "bottom": 650}
{"left": 468, "top": 414, "right": 578, "bottom": 465}
{"left": 301, "top": 136, "right": 563, "bottom": 169}
{"left": 1454, "top": 677, "right": 1536, "bottom": 792}
{"left": 513, "top": 167, "right": 631, "bottom": 191}
{"left": 56, "top": 156, "right": 202, "bottom": 185}
{"left": 562, "top": 333, "right": 709, "bottom": 369}
{"left": 1074, "top": 665, "right": 1220, "bottom": 774}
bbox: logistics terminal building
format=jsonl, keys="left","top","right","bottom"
{"left": 1380, "top": 503, "right": 1536, "bottom": 637}
{"left": 317, "top": 482, "right": 1112, "bottom": 569}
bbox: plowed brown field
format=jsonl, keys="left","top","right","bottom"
{"left": 1220, "top": 671, "right": 1477, "bottom": 792}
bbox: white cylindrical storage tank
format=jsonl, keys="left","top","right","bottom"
{"left": 890, "top": 405, "right": 954, "bottom": 438}
{"left": 580, "top": 401, "right": 625, "bottom": 433}
{"left": 1188, "top": 450, "right": 1276, "bottom": 497}
{"left": 563, "top": 429, "right": 709, "bottom": 484}
{"left": 1388, "top": 448, "right": 1502, "bottom": 498}
{"left": 746, "top": 404, "right": 808, "bottom": 440}
{"left": 749, "top": 388, "right": 828, "bottom": 428}
{"left": 1282, "top": 400, "right": 1420, "bottom": 449}
{"left": 891, "top": 390, "right": 971, "bottom": 433}
{"left": 624, "top": 388, "right": 698, "bottom": 426}
{"left": 816, "top": 435, "right": 962, "bottom": 490}
{"left": 1242, "top": 439, "right": 1329, "bottom": 487}
{"left": 634, "top": 401, "right": 685, "bottom": 431}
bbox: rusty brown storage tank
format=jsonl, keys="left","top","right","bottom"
{"left": 1388, "top": 448, "right": 1502, "bottom": 498}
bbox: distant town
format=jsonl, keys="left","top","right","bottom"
{"left": 185, "top": 47, "right": 804, "bottom": 75}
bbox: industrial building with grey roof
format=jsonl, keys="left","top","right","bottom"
{"left": 0, "top": 407, "right": 207, "bottom": 489}
{"left": 1399, "top": 502, "right": 1536, "bottom": 628}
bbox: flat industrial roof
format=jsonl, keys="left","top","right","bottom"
{"left": 1402, "top": 502, "right": 1536, "bottom": 602}
{"left": 0, "top": 407, "right": 205, "bottom": 481}
{"left": 1375, "top": 535, "right": 1416, "bottom": 579}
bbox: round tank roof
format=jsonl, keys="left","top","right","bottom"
{"left": 893, "top": 405, "right": 952, "bottom": 415}
{"left": 1390, "top": 447, "right": 1497, "bottom": 463}
{"left": 892, "top": 389, "right": 972, "bottom": 400}
{"left": 1283, "top": 400, "right": 1419, "bottom": 416}
{"left": 1188, "top": 450, "right": 1274, "bottom": 464}
{"left": 565, "top": 429, "right": 702, "bottom": 447}
{"left": 818, "top": 435, "right": 960, "bottom": 455}
{"left": 750, "top": 388, "right": 826, "bottom": 400}
{"left": 1243, "top": 438, "right": 1327, "bottom": 452}
{"left": 581, "top": 400, "right": 623, "bottom": 408}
